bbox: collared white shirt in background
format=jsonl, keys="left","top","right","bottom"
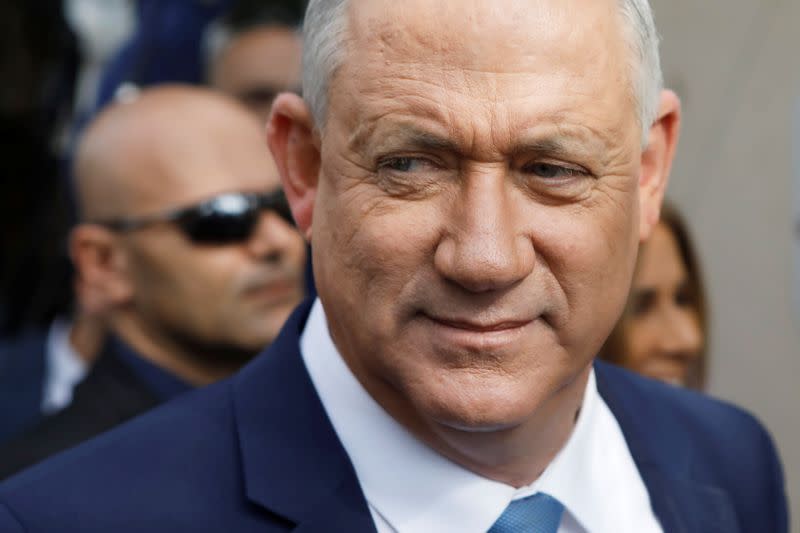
{"left": 301, "top": 299, "right": 662, "bottom": 533}
{"left": 41, "top": 319, "right": 89, "bottom": 415}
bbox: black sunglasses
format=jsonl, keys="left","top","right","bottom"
{"left": 95, "top": 189, "right": 295, "bottom": 245}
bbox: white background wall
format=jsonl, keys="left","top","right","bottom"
{"left": 650, "top": 0, "right": 800, "bottom": 527}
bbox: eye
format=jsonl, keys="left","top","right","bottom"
{"left": 378, "top": 157, "right": 432, "bottom": 173}
{"left": 675, "top": 284, "right": 695, "bottom": 308}
{"left": 374, "top": 155, "right": 448, "bottom": 197}
{"left": 629, "top": 289, "right": 656, "bottom": 318}
{"left": 521, "top": 162, "right": 588, "bottom": 179}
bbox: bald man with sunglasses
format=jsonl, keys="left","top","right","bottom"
{"left": 0, "top": 85, "right": 307, "bottom": 479}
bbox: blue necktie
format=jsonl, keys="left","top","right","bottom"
{"left": 488, "top": 492, "right": 565, "bottom": 533}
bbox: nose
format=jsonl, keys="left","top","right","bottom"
{"left": 434, "top": 172, "right": 534, "bottom": 293}
{"left": 244, "top": 210, "right": 300, "bottom": 264}
{"left": 658, "top": 305, "right": 703, "bottom": 361}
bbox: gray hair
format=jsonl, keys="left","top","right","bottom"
{"left": 302, "top": 0, "right": 663, "bottom": 146}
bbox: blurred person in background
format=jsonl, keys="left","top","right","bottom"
{"left": 204, "top": 0, "right": 305, "bottom": 125}
{"left": 599, "top": 202, "right": 707, "bottom": 390}
{"left": 0, "top": 0, "right": 102, "bottom": 444}
{"left": 204, "top": 0, "right": 317, "bottom": 296}
{"left": 0, "top": 276, "right": 106, "bottom": 444}
{"left": 0, "top": 85, "right": 307, "bottom": 479}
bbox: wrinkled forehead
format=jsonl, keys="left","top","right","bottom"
{"left": 356, "top": 0, "right": 626, "bottom": 73}
{"left": 321, "top": 0, "right": 639, "bottom": 155}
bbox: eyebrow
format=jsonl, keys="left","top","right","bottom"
{"left": 352, "top": 121, "right": 600, "bottom": 161}
{"left": 510, "top": 138, "right": 581, "bottom": 159}
{"left": 349, "top": 121, "right": 459, "bottom": 153}
{"left": 398, "top": 128, "right": 461, "bottom": 153}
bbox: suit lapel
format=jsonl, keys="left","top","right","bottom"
{"left": 232, "top": 300, "right": 376, "bottom": 532}
{"left": 234, "top": 309, "right": 741, "bottom": 532}
{"left": 595, "top": 362, "right": 739, "bottom": 533}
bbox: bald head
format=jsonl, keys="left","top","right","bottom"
{"left": 74, "top": 85, "right": 278, "bottom": 221}
{"left": 70, "top": 84, "right": 308, "bottom": 383}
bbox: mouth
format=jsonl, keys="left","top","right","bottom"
{"left": 421, "top": 313, "right": 535, "bottom": 349}
{"left": 244, "top": 279, "right": 301, "bottom": 302}
{"left": 429, "top": 316, "right": 532, "bottom": 333}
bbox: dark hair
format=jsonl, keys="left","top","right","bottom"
{"left": 599, "top": 201, "right": 709, "bottom": 389}
{"left": 204, "top": 0, "right": 307, "bottom": 78}
{"left": 0, "top": 0, "right": 79, "bottom": 335}
{"left": 219, "top": 0, "right": 307, "bottom": 34}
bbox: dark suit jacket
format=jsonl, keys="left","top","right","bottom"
{"left": 0, "top": 330, "right": 47, "bottom": 443}
{"left": 0, "top": 341, "right": 161, "bottom": 479}
{"left": 0, "top": 300, "right": 788, "bottom": 532}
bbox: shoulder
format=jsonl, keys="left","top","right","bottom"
{"left": 596, "top": 362, "right": 788, "bottom": 531}
{"left": 0, "top": 380, "right": 261, "bottom": 533}
{"left": 0, "top": 329, "right": 47, "bottom": 372}
{"left": 0, "top": 329, "right": 49, "bottom": 442}
{"left": 0, "top": 353, "right": 159, "bottom": 480}
{"left": 596, "top": 361, "right": 774, "bottom": 450}
{"left": 0, "top": 328, "right": 49, "bottom": 393}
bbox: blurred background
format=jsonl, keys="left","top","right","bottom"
{"left": 651, "top": 0, "right": 799, "bottom": 525}
{"left": 0, "top": 0, "right": 797, "bottom": 526}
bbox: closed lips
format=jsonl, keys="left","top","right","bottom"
{"left": 427, "top": 316, "right": 532, "bottom": 332}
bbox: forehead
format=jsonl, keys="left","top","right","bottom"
{"left": 128, "top": 106, "right": 280, "bottom": 212}
{"left": 215, "top": 27, "right": 302, "bottom": 86}
{"left": 352, "top": 0, "right": 622, "bottom": 66}
{"left": 331, "top": 0, "right": 637, "bottom": 152}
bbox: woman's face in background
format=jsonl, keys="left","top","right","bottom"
{"left": 621, "top": 222, "right": 704, "bottom": 386}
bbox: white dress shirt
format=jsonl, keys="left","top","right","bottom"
{"left": 301, "top": 299, "right": 662, "bottom": 533}
{"left": 41, "top": 319, "right": 89, "bottom": 415}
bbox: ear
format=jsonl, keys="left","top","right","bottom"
{"left": 267, "top": 92, "right": 321, "bottom": 241}
{"left": 69, "top": 224, "right": 134, "bottom": 309}
{"left": 638, "top": 90, "right": 681, "bottom": 241}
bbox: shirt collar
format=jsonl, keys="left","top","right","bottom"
{"left": 300, "top": 299, "right": 603, "bottom": 532}
{"left": 110, "top": 335, "right": 192, "bottom": 402}
{"left": 42, "top": 318, "right": 90, "bottom": 414}
{"left": 515, "top": 368, "right": 600, "bottom": 530}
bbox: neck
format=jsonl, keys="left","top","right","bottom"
{"left": 68, "top": 312, "right": 106, "bottom": 365}
{"left": 110, "top": 314, "right": 247, "bottom": 387}
{"left": 374, "top": 365, "right": 590, "bottom": 488}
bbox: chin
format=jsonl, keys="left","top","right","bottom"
{"left": 239, "top": 332, "right": 279, "bottom": 353}
{"left": 435, "top": 415, "right": 523, "bottom": 434}
{"left": 409, "top": 371, "right": 549, "bottom": 433}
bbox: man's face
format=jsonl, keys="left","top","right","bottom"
{"left": 305, "top": 0, "right": 664, "bottom": 431}
{"left": 210, "top": 26, "right": 302, "bottom": 124}
{"left": 119, "top": 114, "right": 306, "bottom": 358}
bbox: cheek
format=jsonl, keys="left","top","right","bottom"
{"left": 315, "top": 175, "right": 440, "bottom": 288}
{"left": 623, "top": 317, "right": 683, "bottom": 372}
{"left": 622, "top": 321, "right": 652, "bottom": 364}
{"left": 530, "top": 202, "right": 638, "bottom": 347}
{"left": 687, "top": 312, "right": 704, "bottom": 349}
{"left": 312, "top": 183, "right": 447, "bottom": 360}
{"left": 287, "top": 233, "right": 309, "bottom": 269}
{"left": 137, "top": 247, "right": 239, "bottom": 321}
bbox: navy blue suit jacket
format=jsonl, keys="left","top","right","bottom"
{"left": 0, "top": 330, "right": 47, "bottom": 443}
{"left": 0, "top": 301, "right": 787, "bottom": 532}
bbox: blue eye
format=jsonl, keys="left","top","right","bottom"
{"left": 381, "top": 157, "right": 419, "bottom": 172}
{"left": 523, "top": 162, "right": 584, "bottom": 179}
